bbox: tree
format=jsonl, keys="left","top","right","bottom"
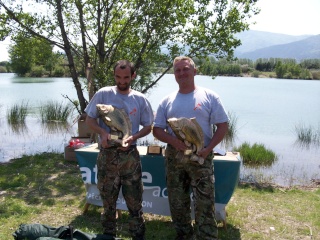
{"left": 300, "top": 59, "right": 320, "bottom": 69}
{"left": 0, "top": 0, "right": 259, "bottom": 113}
{"left": 8, "top": 33, "right": 54, "bottom": 76}
{"left": 8, "top": 34, "right": 33, "bottom": 76}
{"left": 275, "top": 61, "right": 286, "bottom": 79}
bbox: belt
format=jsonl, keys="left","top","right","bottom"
{"left": 167, "top": 144, "right": 213, "bottom": 154}
{"left": 100, "top": 144, "right": 137, "bottom": 151}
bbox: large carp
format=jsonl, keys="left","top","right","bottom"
{"left": 167, "top": 117, "right": 205, "bottom": 164}
{"left": 96, "top": 104, "right": 132, "bottom": 147}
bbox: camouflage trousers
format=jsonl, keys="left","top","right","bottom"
{"left": 97, "top": 146, "right": 145, "bottom": 239}
{"left": 165, "top": 144, "right": 218, "bottom": 240}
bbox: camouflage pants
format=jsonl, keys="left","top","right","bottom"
{"left": 165, "top": 144, "right": 218, "bottom": 240}
{"left": 97, "top": 146, "right": 145, "bottom": 238}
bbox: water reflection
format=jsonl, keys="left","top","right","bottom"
{"left": 7, "top": 121, "right": 74, "bottom": 137}
{"left": 293, "top": 140, "right": 320, "bottom": 150}
{"left": 9, "top": 123, "right": 28, "bottom": 134}
{"left": 12, "top": 79, "right": 54, "bottom": 84}
{"left": 41, "top": 122, "right": 73, "bottom": 134}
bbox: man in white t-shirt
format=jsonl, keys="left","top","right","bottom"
{"left": 153, "top": 56, "right": 229, "bottom": 240}
{"left": 85, "top": 60, "right": 154, "bottom": 240}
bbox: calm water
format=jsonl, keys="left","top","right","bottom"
{"left": 1, "top": 73, "right": 319, "bottom": 185}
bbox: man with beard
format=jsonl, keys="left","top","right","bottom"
{"left": 85, "top": 60, "right": 154, "bottom": 240}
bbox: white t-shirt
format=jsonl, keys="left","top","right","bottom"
{"left": 154, "top": 86, "right": 229, "bottom": 146}
{"left": 85, "top": 86, "right": 154, "bottom": 143}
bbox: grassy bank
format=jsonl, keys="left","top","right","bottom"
{"left": 0, "top": 153, "right": 319, "bottom": 239}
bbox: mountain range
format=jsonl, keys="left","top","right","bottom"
{"left": 234, "top": 30, "right": 320, "bottom": 61}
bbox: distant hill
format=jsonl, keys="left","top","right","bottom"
{"left": 234, "top": 30, "right": 311, "bottom": 53}
{"left": 235, "top": 30, "right": 320, "bottom": 61}
{"left": 161, "top": 30, "right": 319, "bottom": 61}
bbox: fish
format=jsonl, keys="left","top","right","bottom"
{"left": 167, "top": 117, "right": 205, "bottom": 164}
{"left": 96, "top": 104, "right": 132, "bottom": 147}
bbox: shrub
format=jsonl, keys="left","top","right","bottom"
{"left": 283, "top": 72, "right": 292, "bottom": 79}
{"left": 251, "top": 71, "right": 260, "bottom": 78}
{"left": 233, "top": 142, "right": 277, "bottom": 167}
{"left": 53, "top": 66, "right": 65, "bottom": 77}
{"left": 30, "top": 66, "right": 46, "bottom": 77}
{"left": 311, "top": 70, "right": 320, "bottom": 80}
{"left": 299, "top": 69, "right": 312, "bottom": 80}
{"left": 0, "top": 66, "right": 7, "bottom": 73}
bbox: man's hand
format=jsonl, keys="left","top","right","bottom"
{"left": 171, "top": 137, "right": 188, "bottom": 152}
{"left": 197, "top": 147, "right": 212, "bottom": 160}
{"left": 117, "top": 135, "right": 134, "bottom": 151}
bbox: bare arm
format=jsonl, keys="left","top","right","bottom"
{"left": 153, "top": 127, "right": 188, "bottom": 151}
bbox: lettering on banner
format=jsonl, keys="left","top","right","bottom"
{"left": 87, "top": 192, "right": 102, "bottom": 200}
{"left": 117, "top": 197, "right": 153, "bottom": 208}
{"left": 80, "top": 167, "right": 91, "bottom": 184}
{"left": 80, "top": 165, "right": 167, "bottom": 198}
{"left": 79, "top": 165, "right": 98, "bottom": 184}
{"left": 142, "top": 172, "right": 168, "bottom": 198}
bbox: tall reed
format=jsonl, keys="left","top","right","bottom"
{"left": 39, "top": 101, "right": 73, "bottom": 123}
{"left": 294, "top": 123, "right": 320, "bottom": 147}
{"left": 221, "top": 111, "right": 238, "bottom": 149}
{"left": 6, "top": 102, "right": 29, "bottom": 124}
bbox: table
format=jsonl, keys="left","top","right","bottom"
{"left": 75, "top": 144, "right": 241, "bottom": 226}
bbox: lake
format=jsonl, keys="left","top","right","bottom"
{"left": 1, "top": 73, "right": 319, "bottom": 186}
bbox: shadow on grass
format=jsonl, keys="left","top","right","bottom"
{"left": 219, "top": 224, "right": 241, "bottom": 240}
{"left": 69, "top": 205, "right": 241, "bottom": 240}
{"left": 238, "top": 181, "right": 276, "bottom": 192}
{"left": 0, "top": 152, "right": 84, "bottom": 206}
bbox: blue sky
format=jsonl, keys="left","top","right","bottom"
{"left": 1, "top": 0, "right": 320, "bottom": 62}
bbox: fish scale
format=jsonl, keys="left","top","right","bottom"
{"left": 96, "top": 104, "right": 132, "bottom": 147}
{"left": 167, "top": 117, "right": 205, "bottom": 164}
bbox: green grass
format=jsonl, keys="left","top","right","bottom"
{"left": 39, "top": 101, "right": 73, "bottom": 123}
{"left": 6, "top": 102, "right": 29, "bottom": 124}
{"left": 233, "top": 142, "right": 277, "bottom": 167}
{"left": 1, "top": 153, "right": 319, "bottom": 239}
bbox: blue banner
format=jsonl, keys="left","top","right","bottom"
{"left": 75, "top": 144, "right": 240, "bottom": 220}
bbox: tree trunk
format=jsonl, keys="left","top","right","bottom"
{"left": 56, "top": 0, "right": 87, "bottom": 113}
